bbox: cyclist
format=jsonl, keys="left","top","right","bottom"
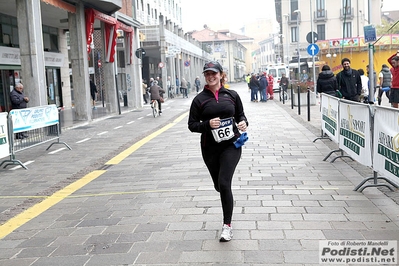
{"left": 148, "top": 81, "right": 165, "bottom": 113}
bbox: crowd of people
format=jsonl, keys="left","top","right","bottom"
{"left": 245, "top": 72, "right": 284, "bottom": 102}
{"left": 316, "top": 51, "right": 399, "bottom": 108}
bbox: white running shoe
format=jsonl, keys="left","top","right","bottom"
{"left": 219, "top": 224, "right": 233, "bottom": 242}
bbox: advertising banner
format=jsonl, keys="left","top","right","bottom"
{"left": 338, "top": 101, "right": 372, "bottom": 167}
{"left": 10, "top": 105, "right": 58, "bottom": 133}
{"left": 320, "top": 94, "right": 340, "bottom": 144}
{"left": 0, "top": 112, "right": 10, "bottom": 159}
{"left": 373, "top": 106, "right": 399, "bottom": 186}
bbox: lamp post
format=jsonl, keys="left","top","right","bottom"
{"left": 294, "top": 10, "right": 301, "bottom": 80}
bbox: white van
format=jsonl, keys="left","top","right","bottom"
{"left": 264, "top": 64, "right": 289, "bottom": 92}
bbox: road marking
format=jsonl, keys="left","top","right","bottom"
{"left": 0, "top": 112, "right": 189, "bottom": 239}
{"left": 0, "top": 170, "right": 106, "bottom": 239}
{"left": 106, "top": 112, "right": 188, "bottom": 165}
{"left": 9, "top": 160, "right": 34, "bottom": 170}
{"left": 114, "top": 126, "right": 123, "bottom": 130}
{"left": 127, "top": 121, "right": 135, "bottom": 124}
{"left": 48, "top": 148, "right": 67, "bottom": 154}
{"left": 76, "top": 138, "right": 91, "bottom": 143}
{"left": 138, "top": 117, "right": 144, "bottom": 120}
{"left": 97, "top": 131, "right": 108, "bottom": 136}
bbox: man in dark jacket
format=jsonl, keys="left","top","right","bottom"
{"left": 316, "top": 65, "right": 338, "bottom": 96}
{"left": 336, "top": 58, "right": 362, "bottom": 102}
{"left": 10, "top": 83, "right": 29, "bottom": 139}
{"left": 258, "top": 72, "right": 268, "bottom": 102}
{"left": 10, "top": 83, "right": 29, "bottom": 110}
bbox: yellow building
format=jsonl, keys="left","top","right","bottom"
{"left": 318, "top": 34, "right": 399, "bottom": 74}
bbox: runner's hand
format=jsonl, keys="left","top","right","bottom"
{"left": 237, "top": 121, "right": 247, "bottom": 132}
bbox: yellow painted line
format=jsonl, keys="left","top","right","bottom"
{"left": 0, "top": 113, "right": 190, "bottom": 239}
{"left": 105, "top": 112, "right": 188, "bottom": 165}
{"left": 0, "top": 170, "right": 106, "bottom": 239}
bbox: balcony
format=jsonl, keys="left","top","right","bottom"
{"left": 340, "top": 7, "right": 354, "bottom": 20}
{"left": 314, "top": 9, "right": 327, "bottom": 22}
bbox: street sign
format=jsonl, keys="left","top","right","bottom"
{"left": 135, "top": 48, "right": 146, "bottom": 59}
{"left": 364, "top": 25, "right": 376, "bottom": 43}
{"left": 158, "top": 62, "right": 164, "bottom": 68}
{"left": 307, "top": 44, "right": 319, "bottom": 56}
{"left": 306, "top": 32, "right": 318, "bottom": 44}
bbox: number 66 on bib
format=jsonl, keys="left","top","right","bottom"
{"left": 211, "top": 117, "right": 234, "bottom": 143}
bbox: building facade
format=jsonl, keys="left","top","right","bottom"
{"left": 277, "top": 0, "right": 382, "bottom": 80}
{"left": 0, "top": 0, "right": 144, "bottom": 122}
{"left": 134, "top": 0, "right": 212, "bottom": 93}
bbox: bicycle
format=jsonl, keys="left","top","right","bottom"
{"left": 151, "top": 99, "right": 160, "bottom": 117}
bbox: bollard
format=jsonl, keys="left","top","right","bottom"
{"left": 307, "top": 88, "right": 311, "bottom": 121}
{"left": 297, "top": 85, "right": 301, "bottom": 115}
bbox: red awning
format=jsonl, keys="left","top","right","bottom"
{"left": 85, "top": 8, "right": 134, "bottom": 64}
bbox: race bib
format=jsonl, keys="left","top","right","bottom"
{"left": 211, "top": 117, "right": 234, "bottom": 143}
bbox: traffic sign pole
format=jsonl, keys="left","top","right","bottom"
{"left": 310, "top": 0, "right": 316, "bottom": 92}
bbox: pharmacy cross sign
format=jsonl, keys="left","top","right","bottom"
{"left": 307, "top": 44, "right": 319, "bottom": 56}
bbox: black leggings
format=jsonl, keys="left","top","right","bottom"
{"left": 377, "top": 88, "right": 390, "bottom": 105}
{"left": 201, "top": 144, "right": 242, "bottom": 224}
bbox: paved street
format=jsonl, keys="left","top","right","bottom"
{"left": 0, "top": 82, "right": 398, "bottom": 265}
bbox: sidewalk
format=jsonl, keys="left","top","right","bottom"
{"left": 0, "top": 83, "right": 398, "bottom": 265}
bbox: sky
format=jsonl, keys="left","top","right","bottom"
{"left": 181, "top": 0, "right": 275, "bottom": 32}
{"left": 181, "top": 0, "right": 397, "bottom": 33}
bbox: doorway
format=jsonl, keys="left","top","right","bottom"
{"left": 46, "top": 68, "right": 62, "bottom": 107}
{"left": 0, "top": 69, "right": 20, "bottom": 112}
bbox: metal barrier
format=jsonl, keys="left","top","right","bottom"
{"left": 0, "top": 105, "right": 71, "bottom": 170}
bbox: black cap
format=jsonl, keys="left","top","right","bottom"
{"left": 203, "top": 61, "right": 223, "bottom": 73}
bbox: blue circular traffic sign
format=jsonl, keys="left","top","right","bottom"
{"left": 307, "top": 44, "right": 319, "bottom": 56}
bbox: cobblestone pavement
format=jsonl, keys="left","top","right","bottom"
{"left": 0, "top": 82, "right": 398, "bottom": 265}
{"left": 274, "top": 91, "right": 399, "bottom": 206}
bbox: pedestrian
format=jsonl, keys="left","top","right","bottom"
{"left": 388, "top": 52, "right": 399, "bottom": 108}
{"left": 249, "top": 73, "right": 260, "bottom": 102}
{"left": 194, "top": 76, "right": 201, "bottom": 94}
{"left": 142, "top": 79, "right": 148, "bottom": 104}
{"left": 300, "top": 70, "right": 309, "bottom": 82}
{"left": 175, "top": 75, "right": 180, "bottom": 95}
{"left": 377, "top": 64, "right": 392, "bottom": 106}
{"left": 90, "top": 79, "right": 98, "bottom": 109}
{"left": 156, "top": 76, "right": 163, "bottom": 88}
{"left": 336, "top": 58, "right": 362, "bottom": 102}
{"left": 180, "top": 78, "right": 188, "bottom": 98}
{"left": 245, "top": 73, "right": 251, "bottom": 92}
{"left": 316, "top": 65, "right": 338, "bottom": 96}
{"left": 188, "top": 61, "right": 248, "bottom": 242}
{"left": 166, "top": 76, "right": 172, "bottom": 97}
{"left": 10, "top": 83, "right": 29, "bottom": 139}
{"left": 148, "top": 81, "right": 165, "bottom": 113}
{"left": 280, "top": 73, "right": 289, "bottom": 90}
{"left": 149, "top": 77, "right": 154, "bottom": 87}
{"left": 258, "top": 72, "right": 268, "bottom": 102}
{"left": 267, "top": 74, "right": 274, "bottom": 99}
{"left": 358, "top": 69, "right": 369, "bottom": 103}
